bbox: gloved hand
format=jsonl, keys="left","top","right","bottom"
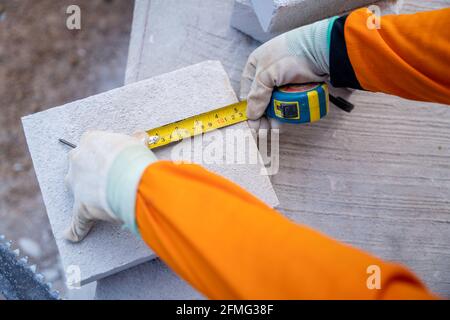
{"left": 64, "top": 131, "right": 157, "bottom": 242}
{"left": 240, "top": 17, "right": 337, "bottom": 130}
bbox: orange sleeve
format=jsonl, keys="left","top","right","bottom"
{"left": 335, "top": 8, "right": 450, "bottom": 104}
{"left": 134, "top": 161, "right": 436, "bottom": 299}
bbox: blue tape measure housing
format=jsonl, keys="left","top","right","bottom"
{"left": 266, "top": 83, "right": 328, "bottom": 124}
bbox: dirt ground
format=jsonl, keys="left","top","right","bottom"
{"left": 0, "top": 0, "right": 134, "bottom": 296}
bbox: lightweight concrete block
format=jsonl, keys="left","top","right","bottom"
{"left": 230, "top": 0, "right": 281, "bottom": 43}
{"left": 98, "top": 0, "right": 267, "bottom": 299}
{"left": 125, "top": 0, "right": 261, "bottom": 92}
{"left": 231, "top": 0, "right": 398, "bottom": 43}
{"left": 95, "top": 259, "right": 204, "bottom": 300}
{"left": 96, "top": 0, "right": 450, "bottom": 299}
{"left": 251, "top": 0, "right": 378, "bottom": 33}
{"left": 22, "top": 60, "right": 279, "bottom": 285}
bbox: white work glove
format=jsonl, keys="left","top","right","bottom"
{"left": 240, "top": 17, "right": 337, "bottom": 131}
{"left": 64, "top": 131, "right": 157, "bottom": 242}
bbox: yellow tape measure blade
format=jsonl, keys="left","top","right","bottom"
{"left": 146, "top": 101, "right": 248, "bottom": 149}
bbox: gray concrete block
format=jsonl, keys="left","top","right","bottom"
{"left": 96, "top": 0, "right": 450, "bottom": 299}
{"left": 22, "top": 60, "right": 279, "bottom": 286}
{"left": 251, "top": 0, "right": 379, "bottom": 33}
{"left": 125, "top": 0, "right": 261, "bottom": 92}
{"left": 100, "top": 0, "right": 268, "bottom": 299}
{"left": 230, "top": 0, "right": 281, "bottom": 43}
{"left": 97, "top": 0, "right": 450, "bottom": 300}
{"left": 95, "top": 259, "right": 204, "bottom": 300}
{"left": 230, "top": 0, "right": 399, "bottom": 43}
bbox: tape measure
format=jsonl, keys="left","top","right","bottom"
{"left": 146, "top": 101, "right": 248, "bottom": 149}
{"left": 59, "top": 82, "right": 353, "bottom": 151}
{"left": 146, "top": 82, "right": 330, "bottom": 149}
{"left": 266, "top": 83, "right": 329, "bottom": 124}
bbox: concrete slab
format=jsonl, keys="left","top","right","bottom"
{"left": 98, "top": 0, "right": 264, "bottom": 299}
{"left": 230, "top": 0, "right": 399, "bottom": 43}
{"left": 22, "top": 60, "right": 279, "bottom": 286}
{"left": 97, "top": 0, "right": 450, "bottom": 299}
{"left": 230, "top": 0, "right": 281, "bottom": 43}
{"left": 125, "top": 0, "right": 261, "bottom": 92}
{"left": 95, "top": 259, "right": 204, "bottom": 300}
{"left": 250, "top": 0, "right": 379, "bottom": 33}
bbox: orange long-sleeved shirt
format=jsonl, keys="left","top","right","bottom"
{"left": 330, "top": 7, "right": 450, "bottom": 104}
{"left": 134, "top": 8, "right": 449, "bottom": 299}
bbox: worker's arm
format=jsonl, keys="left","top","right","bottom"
{"left": 241, "top": 8, "right": 450, "bottom": 126}
{"left": 330, "top": 8, "right": 450, "bottom": 104}
{"left": 135, "top": 161, "right": 435, "bottom": 299}
{"left": 65, "top": 132, "right": 436, "bottom": 299}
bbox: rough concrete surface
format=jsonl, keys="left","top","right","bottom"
{"left": 125, "top": 0, "right": 261, "bottom": 92}
{"left": 22, "top": 60, "right": 279, "bottom": 285}
{"left": 230, "top": 0, "right": 281, "bottom": 43}
{"left": 96, "top": 259, "right": 204, "bottom": 300}
{"left": 98, "top": 0, "right": 263, "bottom": 300}
{"left": 98, "top": 0, "right": 450, "bottom": 299}
{"left": 0, "top": 0, "right": 134, "bottom": 297}
{"left": 251, "top": 0, "right": 379, "bottom": 32}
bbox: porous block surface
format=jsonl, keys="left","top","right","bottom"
{"left": 22, "top": 60, "right": 278, "bottom": 285}
{"left": 125, "top": 0, "right": 261, "bottom": 92}
{"left": 230, "top": 0, "right": 281, "bottom": 43}
{"left": 251, "top": 0, "right": 378, "bottom": 32}
{"left": 95, "top": 259, "right": 204, "bottom": 300}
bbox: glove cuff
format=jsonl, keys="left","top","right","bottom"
{"left": 286, "top": 16, "right": 339, "bottom": 76}
{"left": 106, "top": 145, "right": 157, "bottom": 234}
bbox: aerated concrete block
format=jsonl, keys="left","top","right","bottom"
{"left": 251, "top": 0, "right": 379, "bottom": 33}
{"left": 93, "top": 0, "right": 403, "bottom": 300}
{"left": 98, "top": 0, "right": 266, "bottom": 299}
{"left": 125, "top": 0, "right": 261, "bottom": 92}
{"left": 230, "top": 0, "right": 281, "bottom": 43}
{"left": 22, "top": 60, "right": 279, "bottom": 285}
{"left": 95, "top": 259, "right": 204, "bottom": 300}
{"left": 97, "top": 0, "right": 450, "bottom": 299}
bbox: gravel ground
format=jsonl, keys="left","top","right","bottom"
{"left": 0, "top": 0, "right": 134, "bottom": 297}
